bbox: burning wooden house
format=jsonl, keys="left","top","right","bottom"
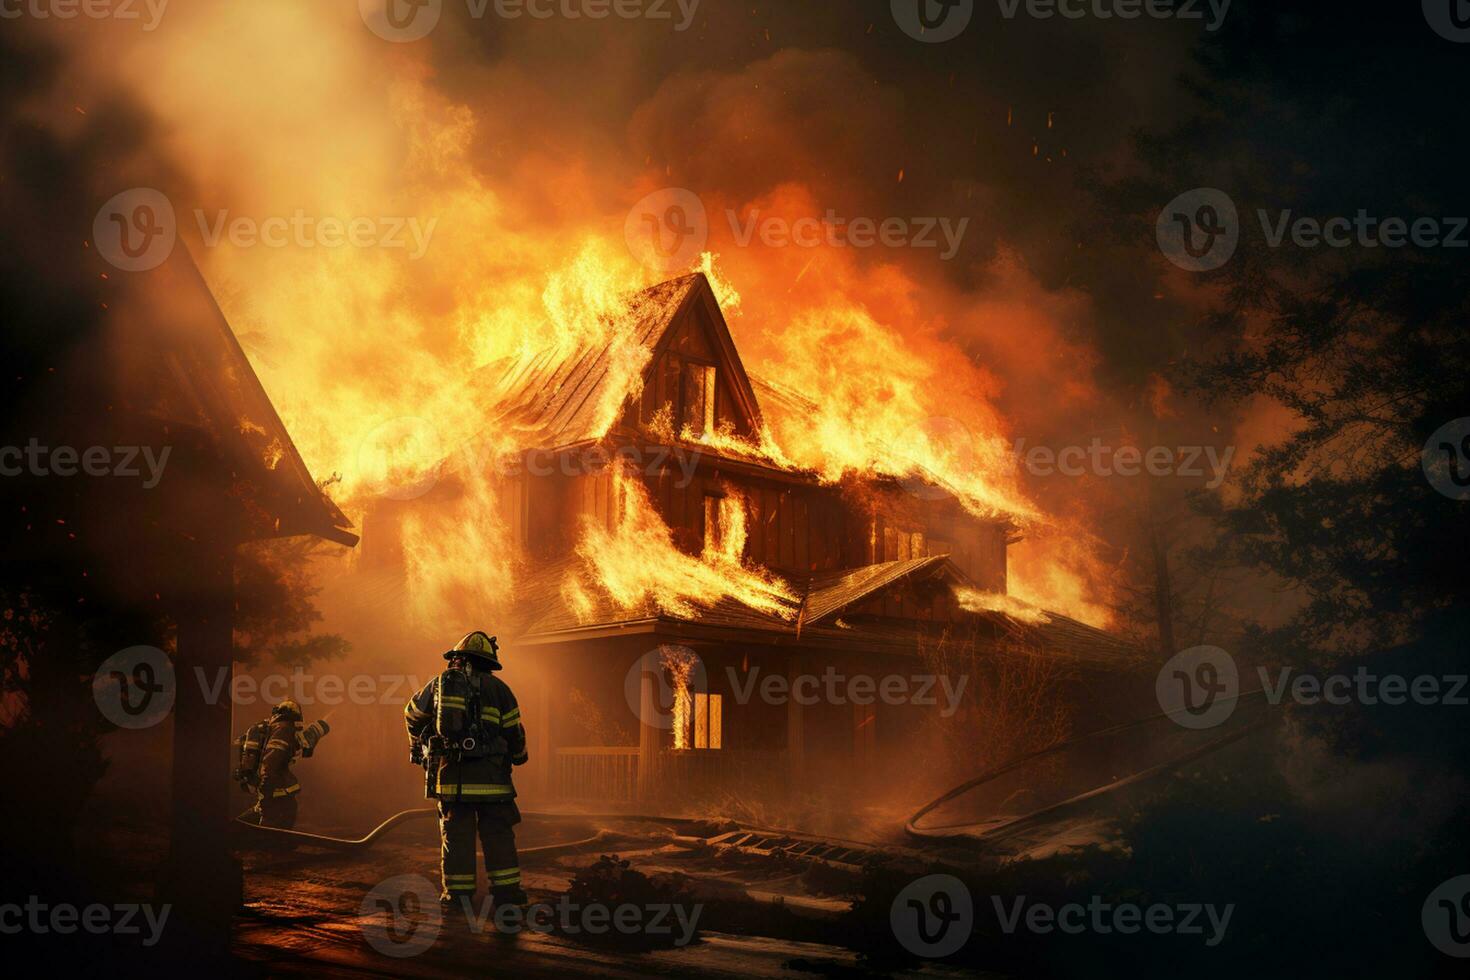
{"left": 361, "top": 272, "right": 1141, "bottom": 807}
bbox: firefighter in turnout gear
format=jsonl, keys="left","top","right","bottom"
{"left": 404, "top": 631, "right": 529, "bottom": 906}
{"left": 234, "top": 699, "right": 331, "bottom": 829}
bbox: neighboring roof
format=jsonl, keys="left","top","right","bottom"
{"left": 1019, "top": 611, "right": 1143, "bottom": 664}
{"left": 140, "top": 247, "right": 358, "bottom": 547}
{"left": 507, "top": 554, "right": 1142, "bottom": 668}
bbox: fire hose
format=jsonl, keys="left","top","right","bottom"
{"left": 233, "top": 807, "right": 708, "bottom": 852}
{"left": 905, "top": 690, "right": 1274, "bottom": 842}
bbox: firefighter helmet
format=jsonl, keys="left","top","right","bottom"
{"left": 272, "top": 698, "right": 303, "bottom": 721}
{"left": 445, "top": 630, "right": 501, "bottom": 670}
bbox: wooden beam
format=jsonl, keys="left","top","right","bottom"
{"left": 786, "top": 652, "right": 806, "bottom": 789}
{"left": 636, "top": 671, "right": 660, "bottom": 802}
{"left": 159, "top": 535, "right": 239, "bottom": 962}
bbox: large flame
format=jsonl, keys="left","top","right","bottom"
{"left": 570, "top": 469, "right": 798, "bottom": 622}
{"left": 751, "top": 304, "right": 1040, "bottom": 525}
{"left": 61, "top": 1, "right": 1115, "bottom": 628}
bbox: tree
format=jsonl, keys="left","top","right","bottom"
{"left": 1081, "top": 0, "right": 1470, "bottom": 663}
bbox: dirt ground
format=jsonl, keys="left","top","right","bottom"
{"left": 230, "top": 812, "right": 990, "bottom": 978}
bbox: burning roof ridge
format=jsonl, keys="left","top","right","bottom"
{"left": 485, "top": 270, "right": 707, "bottom": 373}
{"left": 454, "top": 272, "right": 711, "bottom": 462}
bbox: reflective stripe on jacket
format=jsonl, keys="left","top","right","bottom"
{"left": 258, "top": 718, "right": 302, "bottom": 798}
{"left": 405, "top": 670, "right": 529, "bottom": 800}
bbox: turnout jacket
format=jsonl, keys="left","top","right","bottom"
{"left": 404, "top": 669, "right": 528, "bottom": 802}
{"left": 239, "top": 717, "right": 329, "bottom": 799}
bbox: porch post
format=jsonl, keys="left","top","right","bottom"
{"left": 786, "top": 652, "right": 806, "bottom": 791}
{"left": 160, "top": 535, "right": 239, "bottom": 962}
{"left": 637, "top": 672, "right": 660, "bottom": 801}
{"left": 531, "top": 672, "right": 552, "bottom": 798}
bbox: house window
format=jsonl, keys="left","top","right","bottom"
{"left": 703, "top": 492, "right": 723, "bottom": 553}
{"left": 693, "top": 692, "right": 722, "bottom": 749}
{"left": 682, "top": 362, "right": 717, "bottom": 438}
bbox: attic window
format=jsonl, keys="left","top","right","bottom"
{"left": 682, "top": 362, "right": 717, "bottom": 439}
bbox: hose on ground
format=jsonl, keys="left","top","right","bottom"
{"left": 905, "top": 690, "right": 1272, "bottom": 841}
{"left": 232, "top": 807, "right": 707, "bottom": 851}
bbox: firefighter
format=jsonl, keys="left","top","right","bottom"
{"left": 404, "top": 631, "right": 529, "bottom": 907}
{"left": 234, "top": 699, "right": 330, "bottom": 829}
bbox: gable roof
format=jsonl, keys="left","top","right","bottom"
{"left": 130, "top": 246, "right": 358, "bottom": 546}
{"left": 476, "top": 272, "right": 764, "bottom": 453}
{"left": 1018, "top": 610, "right": 1143, "bottom": 664}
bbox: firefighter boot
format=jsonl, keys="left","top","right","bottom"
{"left": 257, "top": 794, "right": 299, "bottom": 830}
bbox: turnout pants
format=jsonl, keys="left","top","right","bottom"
{"left": 438, "top": 800, "right": 522, "bottom": 900}
{"left": 254, "top": 793, "right": 299, "bottom": 830}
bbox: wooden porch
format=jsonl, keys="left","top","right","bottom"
{"left": 551, "top": 745, "right": 787, "bottom": 805}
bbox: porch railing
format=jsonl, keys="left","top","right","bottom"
{"left": 551, "top": 746, "right": 786, "bottom": 803}
{"left": 552, "top": 746, "right": 639, "bottom": 802}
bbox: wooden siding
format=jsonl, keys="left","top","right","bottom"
{"left": 629, "top": 301, "right": 756, "bottom": 439}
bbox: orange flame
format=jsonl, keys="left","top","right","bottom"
{"left": 68, "top": 2, "right": 1114, "bottom": 630}
{"left": 660, "top": 646, "right": 696, "bottom": 750}
{"left": 750, "top": 305, "right": 1040, "bottom": 525}
{"left": 954, "top": 586, "right": 1051, "bottom": 625}
{"left": 571, "top": 467, "right": 798, "bottom": 622}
